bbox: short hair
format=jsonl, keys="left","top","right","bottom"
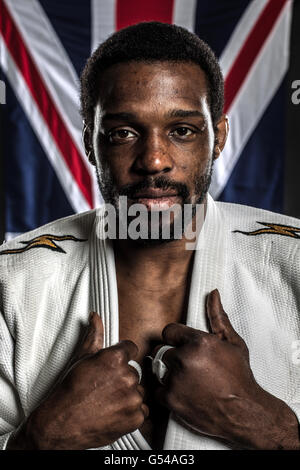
{"left": 80, "top": 21, "right": 224, "bottom": 132}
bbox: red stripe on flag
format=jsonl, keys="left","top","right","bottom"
{"left": 224, "top": 0, "right": 288, "bottom": 114}
{"left": 116, "top": 0, "right": 174, "bottom": 30}
{"left": 0, "top": 0, "right": 93, "bottom": 208}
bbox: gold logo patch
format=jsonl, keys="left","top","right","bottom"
{"left": 233, "top": 222, "right": 300, "bottom": 239}
{"left": 0, "top": 234, "right": 87, "bottom": 255}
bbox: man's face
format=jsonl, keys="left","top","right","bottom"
{"left": 91, "top": 61, "right": 222, "bottom": 242}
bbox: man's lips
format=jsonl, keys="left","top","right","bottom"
{"left": 128, "top": 190, "right": 181, "bottom": 210}
{"left": 130, "top": 188, "right": 178, "bottom": 199}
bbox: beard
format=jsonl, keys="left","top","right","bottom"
{"left": 95, "top": 158, "right": 214, "bottom": 246}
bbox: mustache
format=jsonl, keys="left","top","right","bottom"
{"left": 118, "top": 176, "right": 189, "bottom": 200}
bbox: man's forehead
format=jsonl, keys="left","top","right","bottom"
{"left": 96, "top": 61, "right": 209, "bottom": 113}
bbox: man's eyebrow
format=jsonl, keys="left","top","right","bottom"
{"left": 101, "top": 110, "right": 205, "bottom": 122}
{"left": 167, "top": 109, "right": 205, "bottom": 119}
{"left": 101, "top": 112, "right": 137, "bottom": 122}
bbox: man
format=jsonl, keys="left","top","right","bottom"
{"left": 1, "top": 22, "right": 300, "bottom": 450}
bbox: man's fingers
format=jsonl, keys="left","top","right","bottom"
{"left": 128, "top": 360, "right": 142, "bottom": 383}
{"left": 141, "top": 403, "right": 149, "bottom": 419}
{"left": 114, "top": 339, "right": 139, "bottom": 362}
{"left": 136, "top": 386, "right": 149, "bottom": 419}
{"left": 75, "top": 312, "right": 104, "bottom": 361}
{"left": 206, "top": 289, "right": 239, "bottom": 342}
{"left": 88, "top": 311, "right": 104, "bottom": 350}
{"left": 162, "top": 322, "right": 201, "bottom": 347}
{"left": 137, "top": 384, "right": 145, "bottom": 398}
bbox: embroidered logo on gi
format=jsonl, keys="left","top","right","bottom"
{"left": 0, "top": 234, "right": 87, "bottom": 255}
{"left": 233, "top": 222, "right": 300, "bottom": 239}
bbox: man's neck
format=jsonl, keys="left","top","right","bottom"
{"left": 113, "top": 232, "right": 195, "bottom": 292}
{"left": 113, "top": 199, "right": 206, "bottom": 290}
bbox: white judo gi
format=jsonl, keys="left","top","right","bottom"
{"left": 0, "top": 193, "right": 300, "bottom": 450}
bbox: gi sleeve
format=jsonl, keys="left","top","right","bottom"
{"left": 0, "top": 311, "right": 25, "bottom": 449}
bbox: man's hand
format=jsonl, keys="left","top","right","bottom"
{"left": 154, "top": 289, "right": 300, "bottom": 450}
{"left": 9, "top": 312, "right": 148, "bottom": 450}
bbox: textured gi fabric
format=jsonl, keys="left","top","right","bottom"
{"left": 0, "top": 194, "right": 300, "bottom": 450}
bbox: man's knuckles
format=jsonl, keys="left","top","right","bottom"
{"left": 119, "top": 339, "right": 139, "bottom": 359}
{"left": 126, "top": 390, "right": 144, "bottom": 410}
{"left": 166, "top": 334, "right": 247, "bottom": 375}
{"left": 118, "top": 393, "right": 147, "bottom": 430}
{"left": 97, "top": 341, "right": 137, "bottom": 365}
{"left": 129, "top": 409, "right": 146, "bottom": 430}
{"left": 162, "top": 323, "right": 200, "bottom": 344}
{"left": 99, "top": 347, "right": 127, "bottom": 367}
{"left": 173, "top": 333, "right": 214, "bottom": 356}
{"left": 118, "top": 370, "right": 139, "bottom": 389}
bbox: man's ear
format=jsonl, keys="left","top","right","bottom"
{"left": 82, "top": 122, "right": 96, "bottom": 166}
{"left": 213, "top": 114, "right": 229, "bottom": 160}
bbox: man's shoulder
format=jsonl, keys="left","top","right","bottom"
{"left": 215, "top": 200, "right": 300, "bottom": 260}
{"left": 0, "top": 209, "right": 97, "bottom": 268}
{"left": 217, "top": 201, "right": 300, "bottom": 238}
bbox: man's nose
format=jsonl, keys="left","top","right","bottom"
{"left": 132, "top": 132, "right": 174, "bottom": 176}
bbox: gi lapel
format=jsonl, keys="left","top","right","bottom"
{"left": 90, "top": 206, "right": 151, "bottom": 450}
{"left": 163, "top": 194, "right": 231, "bottom": 450}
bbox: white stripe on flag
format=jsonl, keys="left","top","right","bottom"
{"left": 4, "top": 233, "right": 22, "bottom": 242}
{"left": 173, "top": 0, "right": 197, "bottom": 32}
{"left": 219, "top": 0, "right": 269, "bottom": 78}
{"left": 210, "top": 0, "right": 292, "bottom": 199}
{"left": 91, "top": 0, "right": 116, "bottom": 52}
{"left": 0, "top": 38, "right": 90, "bottom": 214}
{"left": 4, "top": 0, "right": 102, "bottom": 209}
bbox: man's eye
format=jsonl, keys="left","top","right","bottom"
{"left": 171, "top": 127, "right": 195, "bottom": 138}
{"left": 108, "top": 129, "right": 136, "bottom": 142}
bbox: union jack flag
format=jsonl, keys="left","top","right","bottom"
{"left": 0, "top": 0, "right": 293, "bottom": 241}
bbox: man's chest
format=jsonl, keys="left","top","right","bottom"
{"left": 118, "top": 284, "right": 187, "bottom": 362}
{"left": 117, "top": 284, "right": 188, "bottom": 448}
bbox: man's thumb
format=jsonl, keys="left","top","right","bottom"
{"left": 76, "top": 312, "right": 104, "bottom": 360}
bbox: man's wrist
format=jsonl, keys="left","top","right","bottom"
{"left": 6, "top": 408, "right": 52, "bottom": 450}
{"left": 254, "top": 389, "right": 300, "bottom": 450}
{"left": 227, "top": 387, "right": 300, "bottom": 450}
{"left": 6, "top": 419, "right": 35, "bottom": 450}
